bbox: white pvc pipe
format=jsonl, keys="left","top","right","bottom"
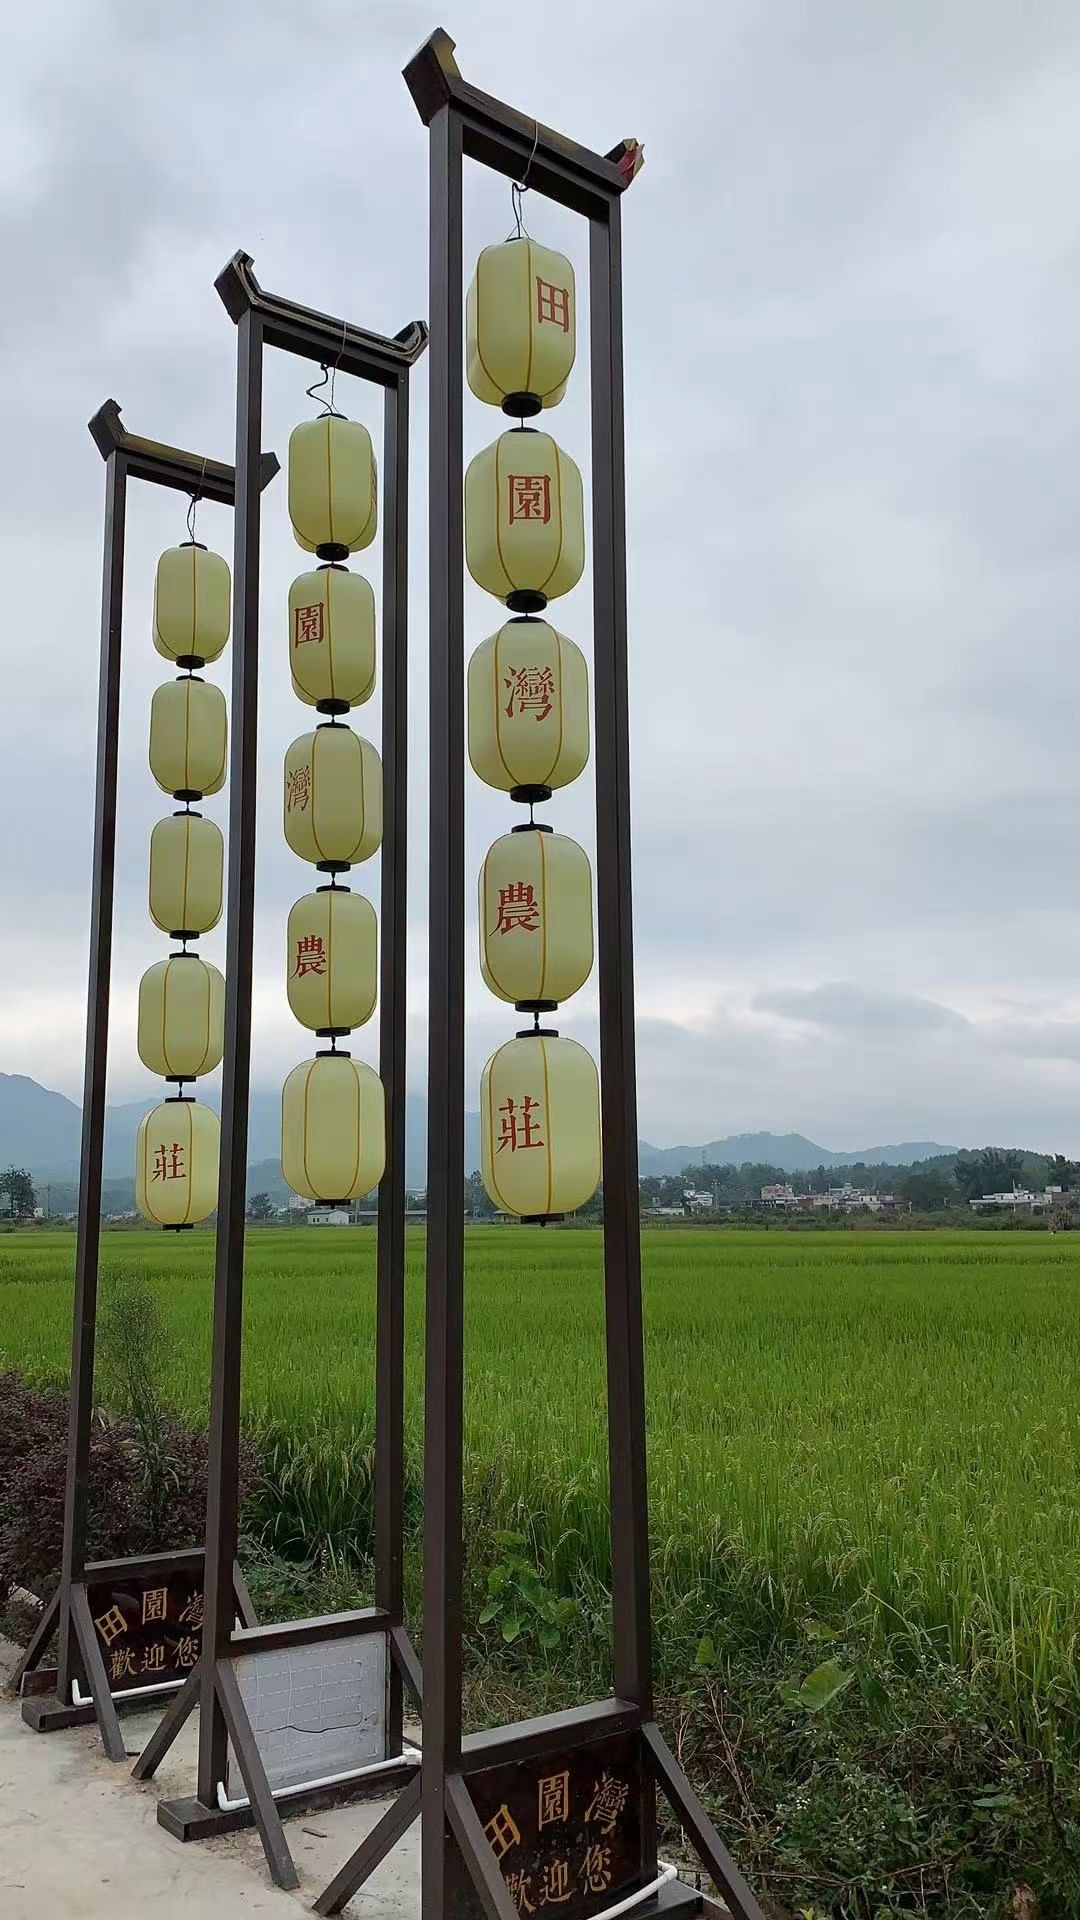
{"left": 216, "top": 1744, "right": 421, "bottom": 1814}
{"left": 587, "top": 1863, "right": 679, "bottom": 1920}
{"left": 72, "top": 1675, "right": 184, "bottom": 1706}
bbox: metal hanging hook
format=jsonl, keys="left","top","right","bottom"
{"left": 185, "top": 457, "right": 208, "bottom": 543}
{"left": 306, "top": 317, "right": 349, "bottom": 419}
{"left": 509, "top": 117, "right": 540, "bottom": 239}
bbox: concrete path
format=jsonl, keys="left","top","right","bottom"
{"left": 0, "top": 1641, "right": 418, "bottom": 1919}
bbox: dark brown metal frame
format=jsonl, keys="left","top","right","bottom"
{"left": 7, "top": 401, "right": 269, "bottom": 1760}
{"left": 331, "top": 30, "right": 764, "bottom": 1920}
{"left": 148, "top": 253, "right": 427, "bottom": 1893}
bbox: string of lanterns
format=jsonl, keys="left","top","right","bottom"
{"left": 136, "top": 508, "right": 227, "bottom": 1227}
{"left": 467, "top": 227, "right": 601, "bottom": 1220}
{"left": 280, "top": 377, "right": 386, "bottom": 1210}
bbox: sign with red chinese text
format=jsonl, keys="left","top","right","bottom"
{"left": 86, "top": 1565, "right": 204, "bottom": 1692}
{"left": 454, "top": 1730, "right": 646, "bottom": 1918}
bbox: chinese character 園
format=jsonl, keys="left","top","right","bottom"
{"left": 141, "top": 1585, "right": 168, "bottom": 1625}
{"left": 294, "top": 601, "right": 325, "bottom": 647}
{"left": 507, "top": 474, "right": 552, "bottom": 524}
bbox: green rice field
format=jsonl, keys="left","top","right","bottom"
{"left": 2, "top": 1224, "right": 1077, "bottom": 1766}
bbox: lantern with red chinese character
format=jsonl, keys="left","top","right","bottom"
{"left": 287, "top": 888, "right": 377, "bottom": 1034}
{"left": 281, "top": 1054, "right": 386, "bottom": 1203}
{"left": 465, "top": 429, "right": 584, "bottom": 611}
{"left": 467, "top": 238, "right": 576, "bottom": 415}
{"left": 480, "top": 1034, "right": 600, "bottom": 1220}
{"left": 283, "top": 725, "right": 382, "bottom": 870}
{"left": 479, "top": 829, "right": 592, "bottom": 1008}
{"left": 136, "top": 1098, "right": 220, "bottom": 1228}
{"left": 149, "top": 813, "right": 223, "bottom": 937}
{"left": 288, "top": 567, "right": 376, "bottom": 712}
{"left": 288, "top": 417, "right": 377, "bottom": 559}
{"left": 137, "top": 955, "right": 225, "bottom": 1080}
{"left": 153, "top": 544, "right": 231, "bottom": 666}
{"left": 149, "top": 678, "right": 227, "bottom": 799}
{"left": 468, "top": 620, "right": 589, "bottom": 799}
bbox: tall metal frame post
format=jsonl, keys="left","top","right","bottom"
{"left": 148, "top": 254, "right": 427, "bottom": 1892}
{"left": 10, "top": 401, "right": 272, "bottom": 1757}
{"left": 396, "top": 29, "right": 765, "bottom": 1920}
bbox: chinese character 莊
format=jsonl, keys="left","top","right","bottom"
{"left": 507, "top": 474, "right": 551, "bottom": 524}
{"left": 294, "top": 602, "right": 325, "bottom": 647}
{"left": 493, "top": 882, "right": 541, "bottom": 937}
{"left": 579, "top": 1844, "right": 613, "bottom": 1895}
{"left": 503, "top": 664, "right": 554, "bottom": 724}
{"left": 293, "top": 933, "right": 328, "bottom": 978}
{"left": 151, "top": 1141, "right": 185, "bottom": 1183}
{"left": 535, "top": 277, "right": 570, "bottom": 333}
{"left": 505, "top": 1869, "right": 536, "bottom": 1914}
{"left": 483, "top": 1803, "right": 521, "bottom": 1862}
{"left": 585, "top": 1770, "right": 630, "bottom": 1835}
{"left": 538, "top": 1859, "right": 572, "bottom": 1905}
{"left": 94, "top": 1605, "right": 127, "bottom": 1650}
{"left": 286, "top": 764, "right": 312, "bottom": 814}
{"left": 496, "top": 1095, "right": 544, "bottom": 1155}
{"left": 141, "top": 1585, "right": 168, "bottom": 1625}
{"left": 109, "top": 1648, "right": 137, "bottom": 1683}
{"left": 537, "top": 1769, "right": 570, "bottom": 1829}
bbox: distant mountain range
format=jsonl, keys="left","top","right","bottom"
{"left": 2, "top": 1072, "right": 958, "bottom": 1211}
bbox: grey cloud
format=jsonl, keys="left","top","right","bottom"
{"left": 753, "top": 983, "right": 967, "bottom": 1034}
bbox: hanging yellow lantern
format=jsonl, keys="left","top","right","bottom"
{"left": 149, "top": 813, "right": 223, "bottom": 936}
{"left": 137, "top": 955, "right": 225, "bottom": 1080}
{"left": 467, "top": 238, "right": 576, "bottom": 414}
{"left": 465, "top": 429, "right": 584, "bottom": 610}
{"left": 479, "top": 830, "right": 593, "bottom": 1008}
{"left": 283, "top": 726, "right": 382, "bottom": 870}
{"left": 281, "top": 1055, "right": 386, "bottom": 1202}
{"left": 288, "top": 567, "right": 376, "bottom": 712}
{"left": 136, "top": 1099, "right": 220, "bottom": 1228}
{"left": 287, "top": 889, "right": 377, "bottom": 1033}
{"left": 288, "top": 417, "right": 377, "bottom": 559}
{"left": 148, "top": 678, "right": 227, "bottom": 798}
{"left": 468, "top": 620, "right": 589, "bottom": 797}
{"left": 153, "top": 544, "right": 231, "bottom": 666}
{"left": 480, "top": 1034, "right": 600, "bottom": 1219}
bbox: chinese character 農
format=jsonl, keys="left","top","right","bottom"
{"left": 293, "top": 933, "right": 328, "bottom": 978}
{"left": 493, "top": 883, "right": 541, "bottom": 937}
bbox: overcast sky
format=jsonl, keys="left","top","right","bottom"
{"left": 3, "top": 1, "right": 1079, "bottom": 1153}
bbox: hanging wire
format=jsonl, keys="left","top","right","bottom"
{"left": 185, "top": 457, "right": 208, "bottom": 542}
{"left": 305, "top": 316, "right": 350, "bottom": 418}
{"left": 508, "top": 117, "right": 541, "bottom": 239}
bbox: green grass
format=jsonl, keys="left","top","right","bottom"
{"left": 2, "top": 1226, "right": 1077, "bottom": 1759}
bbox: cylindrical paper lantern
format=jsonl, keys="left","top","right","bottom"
{"left": 153, "top": 544, "right": 231, "bottom": 666}
{"left": 479, "top": 830, "right": 593, "bottom": 1008}
{"left": 136, "top": 1099, "right": 220, "bottom": 1227}
{"left": 149, "top": 813, "right": 224, "bottom": 937}
{"left": 465, "top": 429, "right": 584, "bottom": 611}
{"left": 149, "top": 678, "right": 227, "bottom": 798}
{"left": 281, "top": 1055, "right": 386, "bottom": 1203}
{"left": 288, "top": 567, "right": 376, "bottom": 712}
{"left": 287, "top": 889, "right": 377, "bottom": 1033}
{"left": 467, "top": 238, "right": 576, "bottom": 414}
{"left": 284, "top": 726, "right": 382, "bottom": 870}
{"left": 480, "top": 1035, "right": 600, "bottom": 1219}
{"left": 288, "top": 417, "right": 377, "bottom": 559}
{"left": 468, "top": 620, "right": 589, "bottom": 797}
{"left": 137, "top": 955, "right": 225, "bottom": 1080}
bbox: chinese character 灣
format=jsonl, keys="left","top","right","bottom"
{"left": 507, "top": 473, "right": 551, "bottom": 524}
{"left": 493, "top": 882, "right": 541, "bottom": 937}
{"left": 109, "top": 1648, "right": 137, "bottom": 1683}
{"left": 496, "top": 1095, "right": 544, "bottom": 1155}
{"left": 579, "top": 1844, "right": 612, "bottom": 1895}
{"left": 535, "top": 277, "right": 570, "bottom": 332}
{"left": 286, "top": 764, "right": 312, "bottom": 814}
{"left": 483, "top": 1803, "right": 521, "bottom": 1862}
{"left": 505, "top": 1869, "right": 536, "bottom": 1914}
{"left": 294, "top": 602, "right": 324, "bottom": 647}
{"left": 152, "top": 1141, "right": 185, "bottom": 1183}
{"left": 585, "top": 1770, "right": 630, "bottom": 1835}
{"left": 141, "top": 1585, "right": 168, "bottom": 1625}
{"left": 293, "top": 933, "right": 328, "bottom": 978}
{"left": 503, "top": 664, "right": 554, "bottom": 724}
{"left": 94, "top": 1605, "right": 127, "bottom": 1649}
{"left": 178, "top": 1590, "right": 204, "bottom": 1627}
{"left": 538, "top": 1859, "right": 571, "bottom": 1905}
{"left": 537, "top": 1769, "right": 569, "bottom": 1829}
